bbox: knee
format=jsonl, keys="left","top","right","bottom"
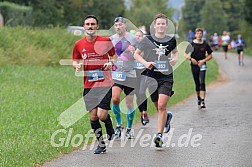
{"left": 200, "top": 83, "right": 206, "bottom": 91}
{"left": 90, "top": 114, "right": 98, "bottom": 121}
{"left": 112, "top": 95, "right": 120, "bottom": 105}
{"left": 97, "top": 111, "right": 107, "bottom": 121}
{"left": 126, "top": 101, "right": 134, "bottom": 109}
{"left": 158, "top": 103, "right": 166, "bottom": 112}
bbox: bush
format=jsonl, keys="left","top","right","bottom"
{"left": 0, "top": 26, "right": 81, "bottom": 66}
{"left": 0, "top": 1, "right": 33, "bottom": 26}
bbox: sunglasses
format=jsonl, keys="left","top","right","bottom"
{"left": 114, "top": 17, "right": 126, "bottom": 23}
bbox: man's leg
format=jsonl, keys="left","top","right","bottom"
{"left": 112, "top": 86, "right": 123, "bottom": 125}
{"left": 90, "top": 108, "right": 106, "bottom": 154}
{"left": 199, "top": 70, "right": 206, "bottom": 108}
{"left": 153, "top": 94, "right": 169, "bottom": 147}
{"left": 112, "top": 85, "right": 123, "bottom": 138}
{"left": 139, "top": 76, "right": 149, "bottom": 125}
{"left": 125, "top": 94, "right": 135, "bottom": 139}
{"left": 157, "top": 94, "right": 169, "bottom": 133}
{"left": 98, "top": 109, "right": 114, "bottom": 141}
{"left": 192, "top": 66, "right": 201, "bottom": 108}
{"left": 240, "top": 51, "right": 244, "bottom": 66}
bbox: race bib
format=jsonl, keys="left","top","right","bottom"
{"left": 116, "top": 60, "right": 124, "bottom": 71}
{"left": 134, "top": 60, "right": 145, "bottom": 69}
{"left": 87, "top": 68, "right": 104, "bottom": 82}
{"left": 112, "top": 71, "right": 126, "bottom": 81}
{"left": 200, "top": 64, "right": 207, "bottom": 71}
{"left": 154, "top": 60, "right": 169, "bottom": 72}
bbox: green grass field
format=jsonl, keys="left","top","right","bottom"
{"left": 0, "top": 27, "right": 219, "bottom": 166}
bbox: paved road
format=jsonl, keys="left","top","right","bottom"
{"left": 44, "top": 52, "right": 252, "bottom": 167}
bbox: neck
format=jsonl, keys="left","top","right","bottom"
{"left": 155, "top": 32, "right": 165, "bottom": 38}
{"left": 196, "top": 38, "right": 202, "bottom": 42}
{"left": 117, "top": 32, "right": 127, "bottom": 38}
{"left": 86, "top": 35, "right": 97, "bottom": 42}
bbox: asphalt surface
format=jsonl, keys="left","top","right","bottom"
{"left": 43, "top": 52, "right": 252, "bottom": 167}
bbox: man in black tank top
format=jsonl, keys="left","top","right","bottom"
{"left": 134, "top": 13, "right": 178, "bottom": 147}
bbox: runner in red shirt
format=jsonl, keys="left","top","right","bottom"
{"left": 72, "top": 15, "right": 117, "bottom": 154}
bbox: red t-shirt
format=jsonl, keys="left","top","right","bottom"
{"left": 72, "top": 36, "right": 115, "bottom": 88}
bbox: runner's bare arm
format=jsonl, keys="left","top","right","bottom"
{"left": 134, "top": 48, "right": 155, "bottom": 69}
{"left": 169, "top": 48, "right": 178, "bottom": 66}
{"left": 73, "top": 60, "right": 82, "bottom": 72}
{"left": 198, "top": 53, "right": 212, "bottom": 66}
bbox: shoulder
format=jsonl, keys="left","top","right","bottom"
{"left": 168, "top": 36, "right": 176, "bottom": 42}
{"left": 74, "top": 37, "right": 86, "bottom": 46}
{"left": 97, "top": 36, "right": 112, "bottom": 41}
{"left": 110, "top": 34, "right": 117, "bottom": 40}
{"left": 126, "top": 32, "right": 137, "bottom": 42}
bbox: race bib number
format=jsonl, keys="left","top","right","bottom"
{"left": 154, "top": 60, "right": 169, "bottom": 72}
{"left": 87, "top": 68, "right": 104, "bottom": 82}
{"left": 134, "top": 60, "right": 145, "bottom": 69}
{"left": 112, "top": 71, "right": 126, "bottom": 81}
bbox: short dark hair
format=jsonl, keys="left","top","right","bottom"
{"left": 154, "top": 13, "right": 168, "bottom": 24}
{"left": 195, "top": 28, "right": 203, "bottom": 33}
{"left": 84, "top": 15, "right": 99, "bottom": 25}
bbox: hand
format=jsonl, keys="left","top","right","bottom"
{"left": 127, "top": 45, "right": 135, "bottom": 54}
{"left": 169, "top": 55, "right": 178, "bottom": 66}
{"left": 74, "top": 63, "right": 82, "bottom": 72}
{"left": 198, "top": 60, "right": 205, "bottom": 67}
{"left": 191, "top": 58, "right": 198, "bottom": 65}
{"left": 144, "top": 61, "right": 155, "bottom": 70}
{"left": 103, "top": 62, "right": 113, "bottom": 71}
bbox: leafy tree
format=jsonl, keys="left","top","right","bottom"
{"left": 32, "top": 0, "right": 65, "bottom": 27}
{"left": 244, "top": 0, "right": 252, "bottom": 24}
{"left": 220, "top": 0, "right": 245, "bottom": 32}
{"left": 2, "top": 0, "right": 125, "bottom": 28}
{"left": 198, "top": 0, "right": 227, "bottom": 37}
{"left": 181, "top": 0, "right": 205, "bottom": 32}
{"left": 125, "top": 0, "right": 173, "bottom": 33}
{"left": 63, "top": 0, "right": 85, "bottom": 26}
{"left": 82, "top": 0, "right": 125, "bottom": 29}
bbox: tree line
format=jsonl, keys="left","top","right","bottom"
{"left": 1, "top": 0, "right": 251, "bottom": 45}
{"left": 0, "top": 0, "right": 173, "bottom": 30}
{"left": 180, "top": 0, "right": 252, "bottom": 42}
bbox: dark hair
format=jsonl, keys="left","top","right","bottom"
{"left": 195, "top": 28, "right": 203, "bottom": 33}
{"left": 154, "top": 13, "right": 168, "bottom": 24}
{"left": 84, "top": 15, "right": 99, "bottom": 25}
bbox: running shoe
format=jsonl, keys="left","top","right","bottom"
{"left": 94, "top": 145, "right": 106, "bottom": 154}
{"left": 198, "top": 98, "right": 201, "bottom": 109}
{"left": 154, "top": 133, "right": 163, "bottom": 148}
{"left": 125, "top": 128, "right": 134, "bottom": 139}
{"left": 201, "top": 100, "right": 206, "bottom": 109}
{"left": 163, "top": 111, "right": 172, "bottom": 133}
{"left": 115, "top": 125, "right": 123, "bottom": 139}
{"left": 141, "top": 113, "right": 150, "bottom": 126}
